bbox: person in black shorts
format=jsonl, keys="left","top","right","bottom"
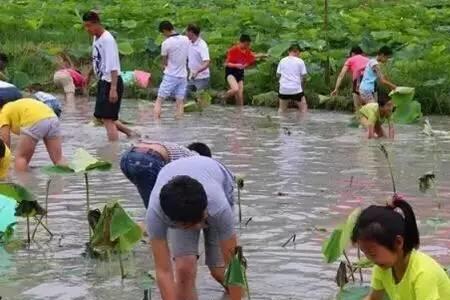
{"left": 276, "top": 44, "right": 308, "bottom": 113}
{"left": 83, "top": 11, "right": 133, "bottom": 141}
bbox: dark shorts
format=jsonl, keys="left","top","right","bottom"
{"left": 225, "top": 67, "right": 244, "bottom": 82}
{"left": 120, "top": 147, "right": 167, "bottom": 208}
{"left": 278, "top": 92, "right": 305, "bottom": 101}
{"left": 0, "top": 87, "right": 22, "bottom": 105}
{"left": 94, "top": 77, "right": 124, "bottom": 121}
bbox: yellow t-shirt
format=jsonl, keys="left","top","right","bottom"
{"left": 371, "top": 250, "right": 450, "bottom": 300}
{"left": 359, "top": 103, "right": 392, "bottom": 126}
{"left": 0, "top": 98, "right": 55, "bottom": 135}
{"left": 0, "top": 145, "right": 11, "bottom": 179}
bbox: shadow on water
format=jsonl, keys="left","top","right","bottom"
{"left": 1, "top": 98, "right": 449, "bottom": 299}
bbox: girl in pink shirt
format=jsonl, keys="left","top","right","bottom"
{"left": 331, "top": 46, "right": 369, "bottom": 110}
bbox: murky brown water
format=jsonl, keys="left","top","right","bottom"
{"left": 1, "top": 98, "right": 449, "bottom": 300}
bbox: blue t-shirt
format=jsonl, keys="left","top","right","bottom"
{"left": 33, "top": 92, "right": 62, "bottom": 117}
{"left": 359, "top": 58, "right": 379, "bottom": 93}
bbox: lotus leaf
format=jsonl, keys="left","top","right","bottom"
{"left": 224, "top": 246, "right": 249, "bottom": 298}
{"left": 118, "top": 41, "right": 134, "bottom": 55}
{"left": 322, "top": 208, "right": 361, "bottom": 263}
{"left": 184, "top": 101, "right": 202, "bottom": 113}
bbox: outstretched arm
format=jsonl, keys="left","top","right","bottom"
{"left": 151, "top": 239, "right": 177, "bottom": 300}
{"left": 332, "top": 65, "right": 349, "bottom": 96}
{"left": 373, "top": 65, "right": 396, "bottom": 90}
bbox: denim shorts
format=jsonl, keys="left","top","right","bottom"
{"left": 0, "top": 87, "right": 22, "bottom": 105}
{"left": 120, "top": 148, "right": 166, "bottom": 208}
{"left": 21, "top": 117, "right": 61, "bottom": 141}
{"left": 158, "top": 75, "right": 187, "bottom": 99}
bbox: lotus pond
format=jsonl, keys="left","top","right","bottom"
{"left": 0, "top": 99, "right": 450, "bottom": 299}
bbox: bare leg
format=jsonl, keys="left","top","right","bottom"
{"left": 175, "top": 98, "right": 184, "bottom": 118}
{"left": 298, "top": 96, "right": 308, "bottom": 113}
{"left": 174, "top": 256, "right": 198, "bottom": 300}
{"left": 115, "top": 120, "right": 134, "bottom": 137}
{"left": 15, "top": 135, "right": 38, "bottom": 172}
{"left": 43, "top": 136, "right": 63, "bottom": 165}
{"left": 153, "top": 97, "right": 163, "bottom": 119}
{"left": 352, "top": 93, "right": 362, "bottom": 112}
{"left": 102, "top": 119, "right": 119, "bottom": 141}
{"left": 278, "top": 99, "right": 288, "bottom": 113}
{"left": 375, "top": 123, "right": 386, "bottom": 138}
{"left": 236, "top": 80, "right": 244, "bottom": 106}
{"left": 225, "top": 75, "right": 239, "bottom": 102}
{"left": 208, "top": 266, "right": 226, "bottom": 287}
{"left": 65, "top": 92, "right": 76, "bottom": 104}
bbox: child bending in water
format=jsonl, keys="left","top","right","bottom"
{"left": 352, "top": 196, "right": 450, "bottom": 300}
{"left": 0, "top": 98, "right": 63, "bottom": 171}
{"left": 359, "top": 91, "right": 395, "bottom": 139}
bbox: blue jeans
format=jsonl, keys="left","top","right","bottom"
{"left": 120, "top": 148, "right": 166, "bottom": 208}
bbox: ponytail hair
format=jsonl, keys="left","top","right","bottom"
{"left": 351, "top": 197, "right": 420, "bottom": 254}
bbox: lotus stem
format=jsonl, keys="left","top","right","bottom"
{"left": 343, "top": 250, "right": 355, "bottom": 282}
{"left": 238, "top": 186, "right": 242, "bottom": 223}
{"left": 379, "top": 144, "right": 396, "bottom": 194}
{"left": 119, "top": 253, "right": 125, "bottom": 279}
{"left": 33, "top": 215, "right": 53, "bottom": 238}
{"left": 26, "top": 216, "right": 31, "bottom": 245}
{"left": 45, "top": 179, "right": 51, "bottom": 225}
{"left": 357, "top": 247, "right": 363, "bottom": 283}
{"left": 282, "top": 234, "right": 296, "bottom": 248}
{"left": 84, "top": 173, "right": 91, "bottom": 239}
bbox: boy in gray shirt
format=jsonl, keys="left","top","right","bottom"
{"left": 145, "top": 156, "right": 241, "bottom": 300}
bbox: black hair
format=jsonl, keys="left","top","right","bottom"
{"left": 82, "top": 11, "right": 101, "bottom": 23}
{"left": 377, "top": 89, "right": 392, "bottom": 107}
{"left": 239, "top": 34, "right": 251, "bottom": 43}
{"left": 160, "top": 175, "right": 207, "bottom": 223}
{"left": 187, "top": 142, "right": 212, "bottom": 157}
{"left": 186, "top": 24, "right": 201, "bottom": 36}
{"left": 350, "top": 46, "right": 363, "bottom": 56}
{"left": 0, "top": 139, "right": 5, "bottom": 159}
{"left": 351, "top": 198, "right": 420, "bottom": 254}
{"left": 0, "top": 53, "right": 8, "bottom": 64}
{"left": 159, "top": 21, "right": 174, "bottom": 32}
{"left": 288, "top": 44, "right": 302, "bottom": 52}
{"left": 378, "top": 46, "right": 393, "bottom": 57}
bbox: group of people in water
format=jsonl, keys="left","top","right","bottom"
{"left": 0, "top": 9, "right": 448, "bottom": 300}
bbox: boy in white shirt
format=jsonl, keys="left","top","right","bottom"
{"left": 186, "top": 24, "right": 210, "bottom": 97}
{"left": 83, "top": 11, "right": 133, "bottom": 141}
{"left": 276, "top": 44, "right": 308, "bottom": 113}
{"left": 153, "top": 21, "right": 190, "bottom": 119}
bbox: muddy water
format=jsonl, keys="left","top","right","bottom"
{"left": 1, "top": 99, "right": 449, "bottom": 300}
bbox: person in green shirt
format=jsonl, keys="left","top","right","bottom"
{"left": 352, "top": 195, "right": 450, "bottom": 300}
{"left": 359, "top": 91, "right": 395, "bottom": 139}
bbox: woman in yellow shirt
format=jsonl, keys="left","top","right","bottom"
{"left": 0, "top": 98, "right": 63, "bottom": 171}
{"left": 352, "top": 196, "right": 450, "bottom": 300}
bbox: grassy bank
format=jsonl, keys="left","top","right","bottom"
{"left": 1, "top": 0, "right": 450, "bottom": 114}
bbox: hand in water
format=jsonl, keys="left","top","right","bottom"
{"left": 331, "top": 89, "right": 338, "bottom": 96}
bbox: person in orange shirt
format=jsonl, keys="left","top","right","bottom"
{"left": 222, "top": 34, "right": 265, "bottom": 106}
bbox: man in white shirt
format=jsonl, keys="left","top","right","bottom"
{"left": 154, "top": 21, "right": 190, "bottom": 119}
{"left": 186, "top": 24, "right": 210, "bottom": 97}
{"left": 276, "top": 44, "right": 308, "bottom": 113}
{"left": 83, "top": 11, "right": 133, "bottom": 141}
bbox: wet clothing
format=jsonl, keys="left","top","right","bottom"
{"left": 371, "top": 250, "right": 450, "bottom": 300}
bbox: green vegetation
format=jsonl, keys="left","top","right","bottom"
{"left": 1, "top": 0, "right": 449, "bottom": 113}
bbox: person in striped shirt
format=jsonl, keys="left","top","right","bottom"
{"left": 120, "top": 141, "right": 212, "bottom": 208}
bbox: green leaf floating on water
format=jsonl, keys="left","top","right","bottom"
{"left": 389, "top": 87, "right": 422, "bottom": 124}
{"left": 322, "top": 208, "right": 361, "bottom": 263}
{"left": 90, "top": 200, "right": 143, "bottom": 254}
{"left": 42, "top": 148, "right": 112, "bottom": 175}
{"left": 184, "top": 101, "right": 202, "bottom": 113}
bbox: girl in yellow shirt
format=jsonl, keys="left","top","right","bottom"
{"left": 352, "top": 197, "right": 450, "bottom": 300}
{"left": 0, "top": 98, "right": 63, "bottom": 171}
